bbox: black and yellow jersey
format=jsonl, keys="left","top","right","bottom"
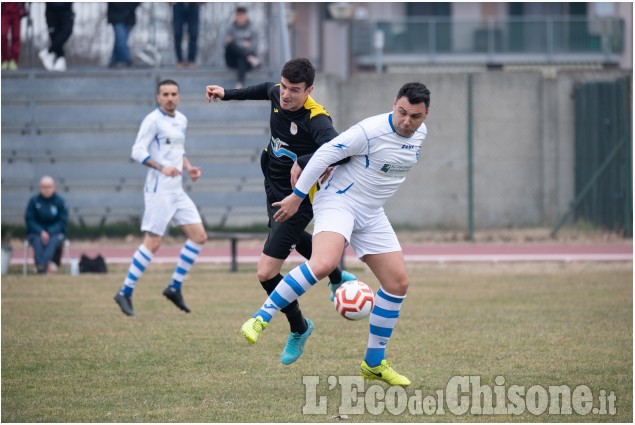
{"left": 222, "top": 82, "right": 338, "bottom": 202}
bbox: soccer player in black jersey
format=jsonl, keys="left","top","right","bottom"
{"left": 206, "top": 58, "right": 355, "bottom": 364}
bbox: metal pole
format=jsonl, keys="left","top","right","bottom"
{"left": 466, "top": 73, "right": 474, "bottom": 241}
{"left": 278, "top": 2, "right": 291, "bottom": 64}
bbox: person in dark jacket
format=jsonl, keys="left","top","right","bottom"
{"left": 107, "top": 2, "right": 139, "bottom": 68}
{"left": 25, "top": 176, "right": 68, "bottom": 274}
{"left": 38, "top": 2, "right": 74, "bottom": 72}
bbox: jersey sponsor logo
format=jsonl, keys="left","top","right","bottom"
{"left": 290, "top": 122, "right": 298, "bottom": 135}
{"left": 401, "top": 144, "right": 416, "bottom": 150}
{"left": 270, "top": 137, "right": 297, "bottom": 161}
{"left": 378, "top": 163, "right": 413, "bottom": 177}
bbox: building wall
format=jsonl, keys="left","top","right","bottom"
{"left": 313, "top": 69, "right": 630, "bottom": 229}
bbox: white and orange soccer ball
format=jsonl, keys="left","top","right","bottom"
{"left": 333, "top": 280, "right": 375, "bottom": 320}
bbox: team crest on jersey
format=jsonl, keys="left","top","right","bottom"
{"left": 271, "top": 137, "right": 297, "bottom": 161}
{"left": 290, "top": 122, "right": 298, "bottom": 135}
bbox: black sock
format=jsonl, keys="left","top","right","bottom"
{"left": 260, "top": 274, "right": 307, "bottom": 334}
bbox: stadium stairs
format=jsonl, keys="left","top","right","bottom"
{"left": 1, "top": 68, "right": 271, "bottom": 230}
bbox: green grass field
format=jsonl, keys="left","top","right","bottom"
{"left": 2, "top": 262, "right": 632, "bottom": 422}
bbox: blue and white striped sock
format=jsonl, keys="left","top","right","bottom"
{"left": 364, "top": 287, "right": 406, "bottom": 367}
{"left": 120, "top": 244, "right": 153, "bottom": 296}
{"left": 253, "top": 262, "right": 318, "bottom": 323}
{"left": 169, "top": 239, "right": 202, "bottom": 291}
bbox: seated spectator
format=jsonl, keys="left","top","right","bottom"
{"left": 25, "top": 176, "right": 68, "bottom": 274}
{"left": 224, "top": 6, "right": 260, "bottom": 89}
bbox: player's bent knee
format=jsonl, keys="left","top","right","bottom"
{"left": 308, "top": 258, "right": 340, "bottom": 281}
{"left": 193, "top": 232, "right": 207, "bottom": 245}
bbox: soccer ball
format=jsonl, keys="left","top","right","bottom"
{"left": 333, "top": 280, "right": 375, "bottom": 320}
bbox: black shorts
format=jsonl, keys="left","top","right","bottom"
{"left": 262, "top": 191, "right": 313, "bottom": 260}
{"left": 260, "top": 149, "right": 314, "bottom": 259}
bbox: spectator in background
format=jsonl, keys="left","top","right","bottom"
{"left": 224, "top": 6, "right": 260, "bottom": 89}
{"left": 172, "top": 2, "right": 200, "bottom": 69}
{"left": 39, "top": 2, "right": 74, "bottom": 72}
{"left": 25, "top": 176, "right": 68, "bottom": 274}
{"left": 107, "top": 2, "right": 140, "bottom": 68}
{"left": 1, "top": 2, "right": 28, "bottom": 70}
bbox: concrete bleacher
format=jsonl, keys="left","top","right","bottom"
{"left": 1, "top": 68, "right": 272, "bottom": 229}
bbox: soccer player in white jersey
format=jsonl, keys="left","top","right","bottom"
{"left": 114, "top": 80, "right": 207, "bottom": 317}
{"left": 240, "top": 82, "right": 430, "bottom": 386}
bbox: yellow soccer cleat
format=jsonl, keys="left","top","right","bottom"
{"left": 360, "top": 359, "right": 412, "bottom": 386}
{"left": 241, "top": 316, "right": 268, "bottom": 344}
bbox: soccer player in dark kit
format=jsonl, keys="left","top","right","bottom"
{"left": 205, "top": 58, "right": 355, "bottom": 365}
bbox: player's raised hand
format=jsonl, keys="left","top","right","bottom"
{"left": 188, "top": 166, "right": 202, "bottom": 182}
{"left": 206, "top": 85, "right": 225, "bottom": 103}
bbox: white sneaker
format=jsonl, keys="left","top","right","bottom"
{"left": 52, "top": 56, "right": 66, "bottom": 72}
{"left": 38, "top": 48, "right": 55, "bottom": 70}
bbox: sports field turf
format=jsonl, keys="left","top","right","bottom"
{"left": 1, "top": 262, "right": 632, "bottom": 422}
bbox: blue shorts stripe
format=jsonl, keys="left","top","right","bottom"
{"left": 132, "top": 258, "right": 146, "bottom": 272}
{"left": 299, "top": 263, "right": 317, "bottom": 285}
{"left": 270, "top": 291, "right": 290, "bottom": 309}
{"left": 372, "top": 305, "right": 400, "bottom": 319}
{"left": 180, "top": 254, "right": 194, "bottom": 264}
{"left": 370, "top": 324, "right": 393, "bottom": 338}
{"left": 184, "top": 244, "right": 199, "bottom": 254}
{"left": 377, "top": 289, "right": 404, "bottom": 304}
{"left": 176, "top": 266, "right": 187, "bottom": 275}
{"left": 284, "top": 275, "right": 305, "bottom": 296}
{"left": 137, "top": 249, "right": 151, "bottom": 262}
{"left": 127, "top": 272, "right": 138, "bottom": 282}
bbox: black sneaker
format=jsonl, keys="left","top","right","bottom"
{"left": 162, "top": 287, "right": 191, "bottom": 313}
{"left": 114, "top": 292, "right": 135, "bottom": 316}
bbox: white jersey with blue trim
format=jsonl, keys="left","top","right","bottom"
{"left": 294, "top": 112, "right": 427, "bottom": 210}
{"left": 131, "top": 108, "right": 188, "bottom": 193}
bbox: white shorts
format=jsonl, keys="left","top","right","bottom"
{"left": 312, "top": 192, "right": 401, "bottom": 259}
{"left": 141, "top": 190, "right": 202, "bottom": 236}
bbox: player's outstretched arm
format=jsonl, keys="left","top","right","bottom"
{"left": 206, "top": 85, "right": 225, "bottom": 103}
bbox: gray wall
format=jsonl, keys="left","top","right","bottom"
{"left": 313, "top": 69, "right": 630, "bottom": 229}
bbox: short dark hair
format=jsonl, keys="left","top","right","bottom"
{"left": 157, "top": 79, "right": 179, "bottom": 93}
{"left": 281, "top": 58, "right": 315, "bottom": 90}
{"left": 396, "top": 82, "right": 430, "bottom": 109}
{"left": 236, "top": 6, "right": 247, "bottom": 14}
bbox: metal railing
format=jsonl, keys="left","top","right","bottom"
{"left": 352, "top": 16, "right": 626, "bottom": 66}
